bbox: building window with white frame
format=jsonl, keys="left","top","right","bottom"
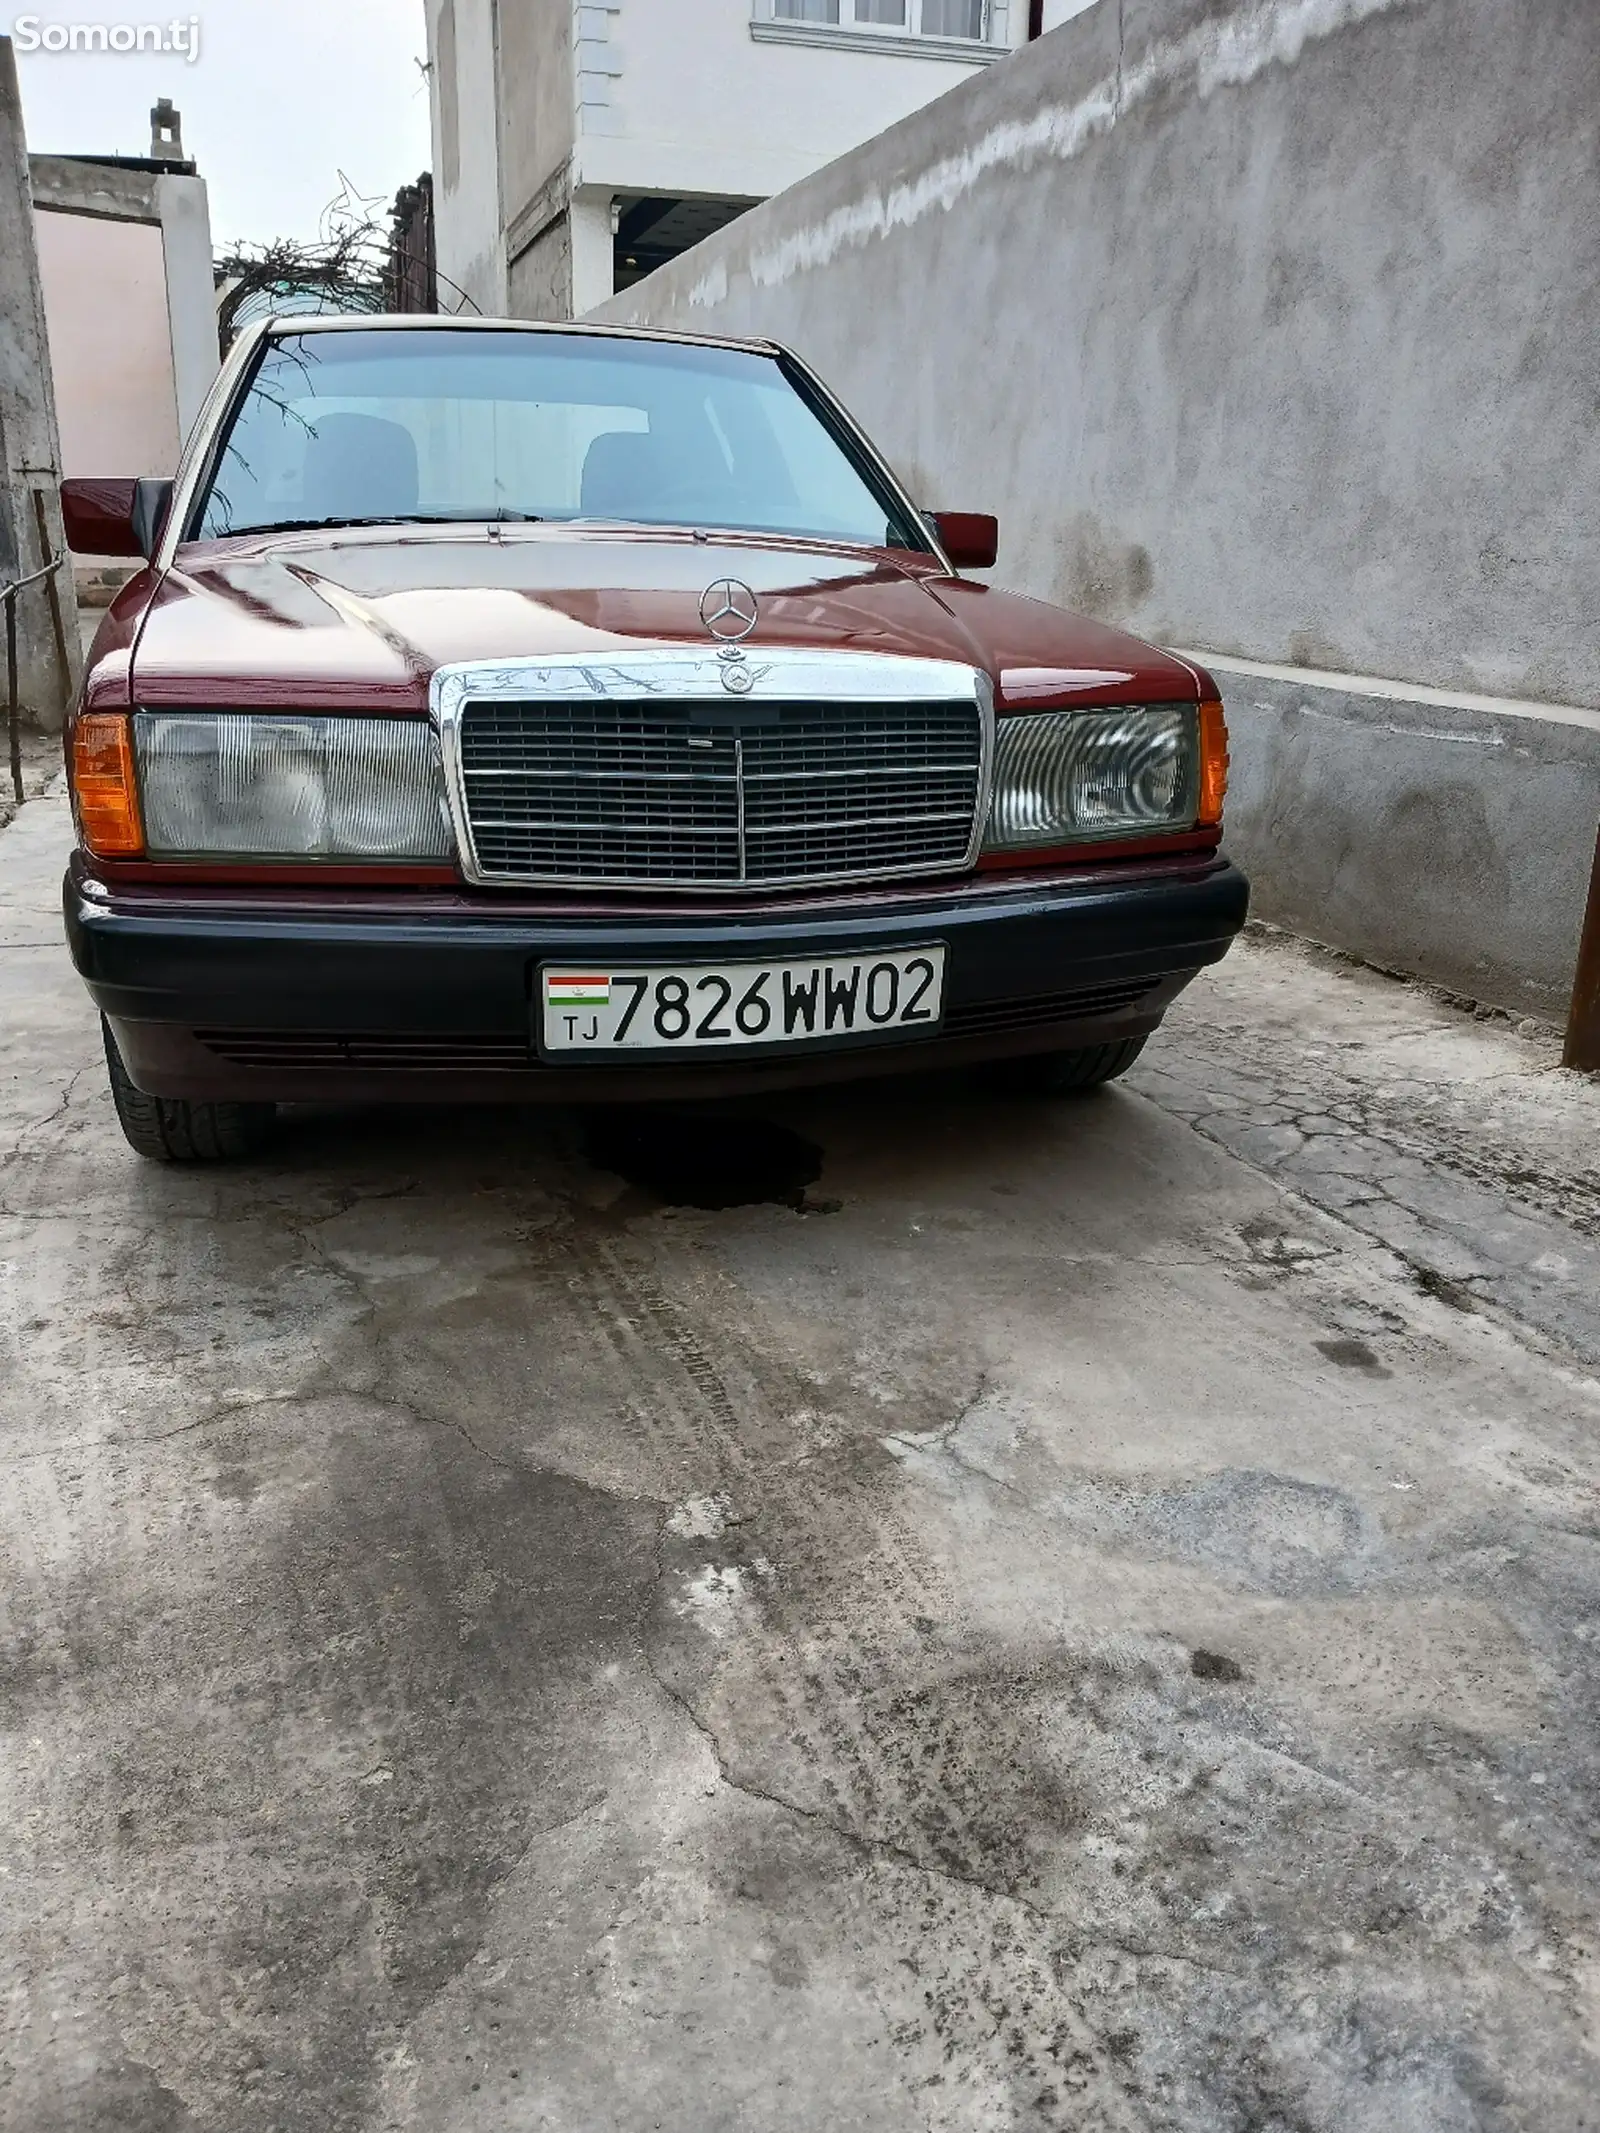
{"left": 767, "top": 0, "right": 995, "bottom": 41}
{"left": 919, "top": 0, "right": 987, "bottom": 33}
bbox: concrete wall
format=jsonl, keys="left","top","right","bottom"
{"left": 507, "top": 212, "right": 572, "bottom": 322}
{"left": 599, "top": 0, "right": 1599, "bottom": 711}
{"left": 151, "top": 169, "right": 216, "bottom": 439}
{"left": 29, "top": 154, "right": 219, "bottom": 474}
{"left": 0, "top": 37, "right": 77, "bottom": 727}
{"left": 34, "top": 214, "right": 180, "bottom": 475}
{"left": 1214, "top": 661, "right": 1600, "bottom": 1021}
{"left": 596, "top": 0, "right": 1600, "bottom": 1018}
{"left": 496, "top": 0, "right": 576, "bottom": 237}
{"left": 427, "top": 0, "right": 508, "bottom": 314}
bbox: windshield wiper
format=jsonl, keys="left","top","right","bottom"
{"left": 233, "top": 509, "right": 545, "bottom": 535}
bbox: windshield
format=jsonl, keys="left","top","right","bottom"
{"left": 192, "top": 327, "right": 929, "bottom": 551}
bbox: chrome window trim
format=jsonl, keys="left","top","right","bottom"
{"left": 778, "top": 345, "right": 952, "bottom": 574}
{"left": 432, "top": 649, "right": 994, "bottom": 893}
{"left": 157, "top": 317, "right": 274, "bottom": 571}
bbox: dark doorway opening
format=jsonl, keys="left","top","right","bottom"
{"left": 612, "top": 195, "right": 762, "bottom": 293}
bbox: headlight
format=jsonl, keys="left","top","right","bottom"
{"left": 134, "top": 712, "right": 452, "bottom": 860}
{"left": 984, "top": 703, "right": 1202, "bottom": 850}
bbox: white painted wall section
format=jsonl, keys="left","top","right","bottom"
{"left": 573, "top": 0, "right": 1011, "bottom": 201}
{"left": 429, "top": 0, "right": 1025, "bottom": 317}
{"left": 155, "top": 172, "right": 219, "bottom": 444}
{"left": 427, "top": 0, "right": 508, "bottom": 314}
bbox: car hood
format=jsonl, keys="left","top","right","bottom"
{"left": 125, "top": 526, "right": 1208, "bottom": 712}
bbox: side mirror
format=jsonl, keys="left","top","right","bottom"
{"left": 61, "top": 476, "right": 174, "bottom": 559}
{"left": 927, "top": 511, "right": 998, "bottom": 571}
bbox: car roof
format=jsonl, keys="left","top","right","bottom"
{"left": 259, "top": 313, "right": 784, "bottom": 358}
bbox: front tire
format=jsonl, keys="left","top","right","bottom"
{"left": 982, "top": 1035, "right": 1149, "bottom": 1096}
{"left": 102, "top": 1017, "right": 276, "bottom": 1161}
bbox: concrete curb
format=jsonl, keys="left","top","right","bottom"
{"left": 1205, "top": 660, "right": 1600, "bottom": 1021}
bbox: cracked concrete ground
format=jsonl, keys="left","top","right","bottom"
{"left": 3, "top": 791, "right": 1600, "bottom": 2132}
{"left": 0, "top": 729, "right": 61, "bottom": 835}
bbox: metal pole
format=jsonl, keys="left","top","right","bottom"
{"left": 1563, "top": 823, "right": 1600, "bottom": 1073}
{"left": 5, "top": 586, "right": 20, "bottom": 805}
{"left": 0, "top": 548, "right": 65, "bottom": 806}
{"left": 32, "top": 486, "right": 72, "bottom": 693}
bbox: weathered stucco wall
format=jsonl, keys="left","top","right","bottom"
{"left": 598, "top": 0, "right": 1600, "bottom": 1016}
{"left": 600, "top": 0, "right": 1598, "bottom": 708}
{"left": 508, "top": 212, "right": 573, "bottom": 324}
{"left": 426, "top": 0, "right": 508, "bottom": 315}
{"left": 1212, "top": 663, "right": 1600, "bottom": 1020}
{"left": 495, "top": 0, "right": 575, "bottom": 240}
{"left": 0, "top": 38, "right": 77, "bottom": 727}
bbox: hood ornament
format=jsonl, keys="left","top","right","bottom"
{"left": 699, "top": 577, "right": 759, "bottom": 643}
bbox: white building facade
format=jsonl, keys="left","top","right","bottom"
{"left": 425, "top": 0, "right": 1097, "bottom": 321}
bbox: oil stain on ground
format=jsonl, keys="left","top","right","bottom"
{"left": 583, "top": 1109, "right": 835, "bottom": 1213}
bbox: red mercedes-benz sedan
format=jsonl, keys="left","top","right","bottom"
{"left": 60, "top": 317, "right": 1246, "bottom": 1160}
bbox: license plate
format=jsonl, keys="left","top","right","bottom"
{"left": 539, "top": 946, "right": 946, "bottom": 1054}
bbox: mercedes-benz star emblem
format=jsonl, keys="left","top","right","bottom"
{"left": 699, "top": 577, "right": 759, "bottom": 642}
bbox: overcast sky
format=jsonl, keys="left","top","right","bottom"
{"left": 10, "top": 0, "right": 433, "bottom": 250}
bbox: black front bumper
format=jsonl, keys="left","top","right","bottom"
{"left": 66, "top": 852, "right": 1249, "bottom": 1102}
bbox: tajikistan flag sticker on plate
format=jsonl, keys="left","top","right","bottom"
{"left": 547, "top": 974, "right": 612, "bottom": 1008}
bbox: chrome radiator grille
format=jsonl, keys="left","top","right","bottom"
{"left": 456, "top": 697, "right": 985, "bottom": 888}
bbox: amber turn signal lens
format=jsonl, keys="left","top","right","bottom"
{"left": 71, "top": 713, "right": 144, "bottom": 857}
{"left": 1197, "top": 698, "right": 1229, "bottom": 827}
